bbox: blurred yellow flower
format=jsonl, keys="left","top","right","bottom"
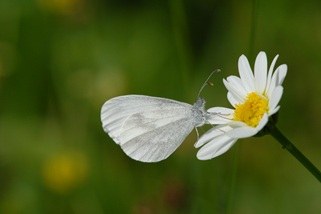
{"left": 42, "top": 152, "right": 89, "bottom": 194}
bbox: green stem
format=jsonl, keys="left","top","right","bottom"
{"left": 267, "top": 123, "right": 321, "bottom": 183}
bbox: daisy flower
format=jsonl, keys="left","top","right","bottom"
{"left": 195, "top": 51, "right": 287, "bottom": 160}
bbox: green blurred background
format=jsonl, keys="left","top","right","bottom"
{"left": 0, "top": 0, "right": 321, "bottom": 213}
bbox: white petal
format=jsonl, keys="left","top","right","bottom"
{"left": 194, "top": 125, "right": 231, "bottom": 148}
{"left": 238, "top": 55, "right": 255, "bottom": 92}
{"left": 226, "top": 114, "right": 268, "bottom": 138}
{"left": 196, "top": 136, "right": 237, "bottom": 160}
{"left": 265, "top": 54, "right": 279, "bottom": 94}
{"left": 269, "top": 105, "right": 280, "bottom": 116}
{"left": 277, "top": 64, "right": 287, "bottom": 85}
{"left": 226, "top": 76, "right": 248, "bottom": 97}
{"left": 207, "top": 116, "right": 232, "bottom": 125}
{"left": 223, "top": 79, "right": 245, "bottom": 102}
{"left": 227, "top": 92, "right": 239, "bottom": 107}
{"left": 228, "top": 120, "right": 247, "bottom": 127}
{"left": 269, "top": 86, "right": 283, "bottom": 112}
{"left": 207, "top": 107, "right": 234, "bottom": 114}
{"left": 226, "top": 126, "right": 257, "bottom": 138}
{"left": 254, "top": 51, "right": 268, "bottom": 94}
{"left": 266, "top": 64, "right": 285, "bottom": 98}
{"left": 207, "top": 115, "right": 232, "bottom": 125}
{"left": 207, "top": 107, "right": 234, "bottom": 124}
{"left": 255, "top": 114, "right": 269, "bottom": 132}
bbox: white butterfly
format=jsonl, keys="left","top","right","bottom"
{"left": 100, "top": 72, "right": 219, "bottom": 162}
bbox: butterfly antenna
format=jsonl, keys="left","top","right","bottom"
{"left": 197, "top": 69, "right": 221, "bottom": 98}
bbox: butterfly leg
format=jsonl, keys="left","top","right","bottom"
{"left": 195, "top": 127, "right": 200, "bottom": 141}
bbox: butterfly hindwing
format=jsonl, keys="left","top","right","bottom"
{"left": 101, "top": 95, "right": 196, "bottom": 162}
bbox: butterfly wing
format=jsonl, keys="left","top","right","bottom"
{"left": 101, "top": 95, "right": 196, "bottom": 162}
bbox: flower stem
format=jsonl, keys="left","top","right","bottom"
{"left": 267, "top": 123, "right": 321, "bottom": 183}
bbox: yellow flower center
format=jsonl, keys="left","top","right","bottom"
{"left": 233, "top": 92, "right": 269, "bottom": 127}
